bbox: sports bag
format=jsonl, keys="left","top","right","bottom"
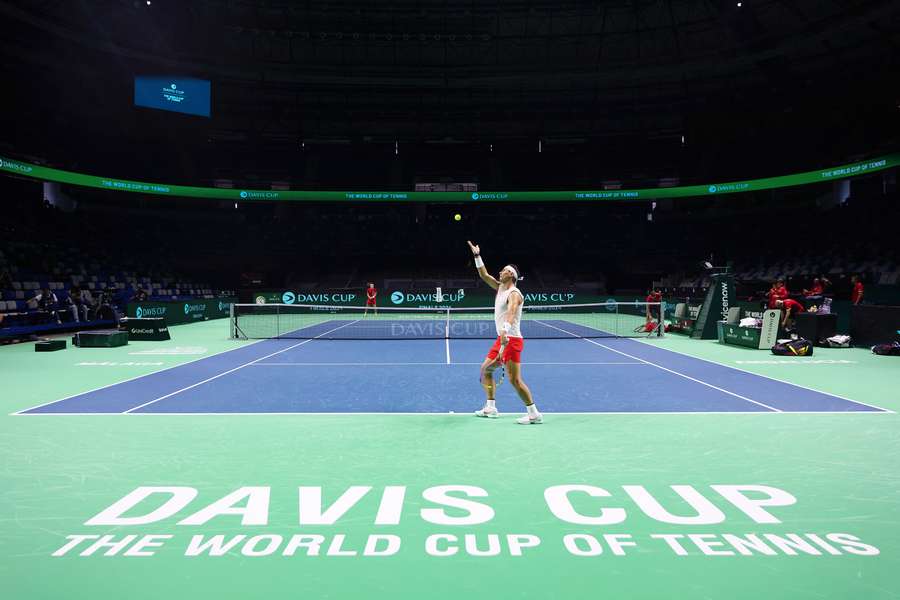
{"left": 772, "top": 338, "right": 814, "bottom": 356}
{"left": 872, "top": 342, "right": 900, "bottom": 356}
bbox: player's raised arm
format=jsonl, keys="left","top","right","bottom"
{"left": 467, "top": 240, "right": 499, "bottom": 290}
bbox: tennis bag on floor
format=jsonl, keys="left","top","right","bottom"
{"left": 771, "top": 338, "right": 814, "bottom": 356}
{"left": 872, "top": 342, "right": 900, "bottom": 356}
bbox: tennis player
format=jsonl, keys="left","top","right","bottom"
{"left": 364, "top": 282, "right": 378, "bottom": 317}
{"left": 467, "top": 240, "right": 542, "bottom": 424}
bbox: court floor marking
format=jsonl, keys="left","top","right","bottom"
{"left": 121, "top": 320, "right": 362, "bottom": 414}
{"left": 10, "top": 330, "right": 299, "bottom": 416}
{"left": 249, "top": 361, "right": 647, "bottom": 366}
{"left": 13, "top": 322, "right": 893, "bottom": 416}
{"left": 628, "top": 335, "right": 893, "bottom": 413}
{"left": 15, "top": 411, "right": 894, "bottom": 416}
{"left": 445, "top": 337, "right": 450, "bottom": 364}
{"left": 533, "top": 319, "right": 781, "bottom": 412}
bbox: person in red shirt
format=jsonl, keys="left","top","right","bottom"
{"left": 803, "top": 278, "right": 824, "bottom": 299}
{"left": 775, "top": 298, "right": 805, "bottom": 329}
{"left": 645, "top": 287, "right": 662, "bottom": 327}
{"left": 364, "top": 282, "right": 378, "bottom": 316}
{"left": 850, "top": 275, "right": 864, "bottom": 305}
{"left": 766, "top": 279, "right": 786, "bottom": 309}
{"left": 775, "top": 279, "right": 789, "bottom": 302}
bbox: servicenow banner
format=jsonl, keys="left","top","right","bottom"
{"left": 1, "top": 153, "right": 897, "bottom": 203}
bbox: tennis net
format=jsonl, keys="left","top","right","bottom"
{"left": 231, "top": 302, "right": 664, "bottom": 340}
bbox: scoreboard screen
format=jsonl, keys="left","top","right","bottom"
{"left": 134, "top": 76, "right": 211, "bottom": 118}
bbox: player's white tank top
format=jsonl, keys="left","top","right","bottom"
{"left": 495, "top": 286, "right": 524, "bottom": 338}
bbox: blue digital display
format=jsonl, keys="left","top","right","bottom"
{"left": 134, "top": 76, "right": 211, "bottom": 117}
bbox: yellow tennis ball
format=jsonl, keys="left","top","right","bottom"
{"left": 454, "top": 214, "right": 462, "bottom": 221}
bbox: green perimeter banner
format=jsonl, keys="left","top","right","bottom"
{"left": 251, "top": 289, "right": 654, "bottom": 309}
{"left": 1, "top": 153, "right": 897, "bottom": 202}
{"left": 127, "top": 298, "right": 235, "bottom": 325}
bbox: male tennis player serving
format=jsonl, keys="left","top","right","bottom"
{"left": 468, "top": 240, "right": 542, "bottom": 424}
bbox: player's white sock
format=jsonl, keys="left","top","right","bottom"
{"left": 527, "top": 404, "right": 539, "bottom": 416}
{"left": 486, "top": 400, "right": 496, "bottom": 409}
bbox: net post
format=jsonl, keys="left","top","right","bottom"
{"left": 276, "top": 303, "right": 281, "bottom": 338}
{"left": 445, "top": 306, "right": 450, "bottom": 339}
{"left": 658, "top": 301, "right": 665, "bottom": 337}
{"left": 615, "top": 300, "right": 621, "bottom": 338}
{"left": 229, "top": 302, "right": 235, "bottom": 339}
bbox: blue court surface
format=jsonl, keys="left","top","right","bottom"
{"left": 17, "top": 329, "right": 888, "bottom": 415}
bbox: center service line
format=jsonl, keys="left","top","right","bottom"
{"left": 123, "top": 320, "right": 361, "bottom": 413}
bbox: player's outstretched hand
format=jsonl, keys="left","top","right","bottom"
{"left": 467, "top": 240, "right": 480, "bottom": 256}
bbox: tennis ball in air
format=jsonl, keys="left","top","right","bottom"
{"left": 454, "top": 214, "right": 462, "bottom": 221}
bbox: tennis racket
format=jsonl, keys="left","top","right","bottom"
{"left": 480, "top": 341, "right": 507, "bottom": 391}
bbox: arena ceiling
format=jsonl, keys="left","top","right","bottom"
{"left": 2, "top": 0, "right": 898, "bottom": 145}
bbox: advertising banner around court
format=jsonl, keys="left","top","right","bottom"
{"left": 127, "top": 298, "right": 235, "bottom": 325}
{"left": 692, "top": 274, "right": 736, "bottom": 340}
{"left": 2, "top": 153, "right": 898, "bottom": 202}
{"left": 717, "top": 311, "right": 779, "bottom": 350}
{"left": 248, "top": 289, "right": 657, "bottom": 309}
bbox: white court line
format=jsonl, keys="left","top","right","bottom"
{"left": 533, "top": 319, "right": 782, "bottom": 412}
{"left": 121, "top": 320, "right": 361, "bottom": 414}
{"left": 17, "top": 410, "right": 894, "bottom": 416}
{"left": 10, "top": 329, "right": 303, "bottom": 415}
{"left": 249, "top": 361, "right": 646, "bottom": 366}
{"left": 627, "top": 336, "right": 894, "bottom": 414}
{"left": 445, "top": 337, "right": 451, "bottom": 365}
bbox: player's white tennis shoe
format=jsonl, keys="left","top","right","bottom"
{"left": 474, "top": 406, "right": 499, "bottom": 418}
{"left": 516, "top": 412, "right": 543, "bottom": 425}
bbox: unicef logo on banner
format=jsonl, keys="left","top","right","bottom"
{"left": 390, "top": 291, "right": 405, "bottom": 305}
{"left": 605, "top": 298, "right": 617, "bottom": 312}
{"left": 136, "top": 306, "right": 143, "bottom": 318}
{"left": 708, "top": 185, "right": 717, "bottom": 193}
{"left": 282, "top": 291, "right": 296, "bottom": 304}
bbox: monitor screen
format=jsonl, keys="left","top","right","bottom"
{"left": 134, "top": 76, "right": 211, "bottom": 117}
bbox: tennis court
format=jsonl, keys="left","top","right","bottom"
{"left": 17, "top": 303, "right": 886, "bottom": 415}
{"left": 4, "top": 309, "right": 899, "bottom": 600}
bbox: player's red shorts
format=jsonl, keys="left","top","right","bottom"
{"left": 486, "top": 336, "right": 524, "bottom": 363}
{"left": 366, "top": 299, "right": 377, "bottom": 306}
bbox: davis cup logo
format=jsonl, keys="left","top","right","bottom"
{"left": 240, "top": 191, "right": 248, "bottom": 199}
{"left": 0, "top": 158, "right": 33, "bottom": 173}
{"left": 136, "top": 306, "right": 143, "bottom": 318}
{"left": 282, "top": 291, "right": 296, "bottom": 304}
{"left": 218, "top": 302, "right": 227, "bottom": 311}
{"left": 390, "top": 291, "right": 405, "bottom": 305}
{"left": 184, "top": 304, "right": 190, "bottom": 315}
{"left": 605, "top": 298, "right": 617, "bottom": 312}
{"left": 471, "top": 193, "right": 479, "bottom": 200}
{"left": 255, "top": 296, "right": 266, "bottom": 304}
{"left": 708, "top": 185, "right": 717, "bottom": 193}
